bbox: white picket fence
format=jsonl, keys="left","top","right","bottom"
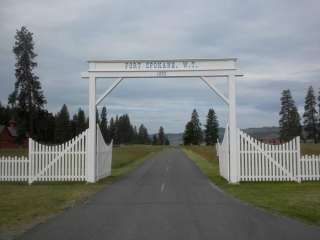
{"left": 301, "top": 155, "right": 320, "bottom": 181}
{"left": 217, "top": 128, "right": 320, "bottom": 182}
{"left": 0, "top": 156, "right": 29, "bottom": 181}
{"left": 96, "top": 124, "right": 113, "bottom": 181}
{"left": 216, "top": 125, "right": 229, "bottom": 180}
{"left": 0, "top": 127, "right": 113, "bottom": 183}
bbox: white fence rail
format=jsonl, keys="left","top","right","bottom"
{"left": 0, "top": 156, "right": 29, "bottom": 182}
{"left": 96, "top": 125, "right": 113, "bottom": 181}
{"left": 301, "top": 155, "right": 320, "bottom": 181}
{"left": 216, "top": 125, "right": 229, "bottom": 181}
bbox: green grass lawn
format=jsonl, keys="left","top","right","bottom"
{"left": 183, "top": 145, "right": 320, "bottom": 226}
{"left": 0, "top": 148, "right": 28, "bottom": 157}
{"left": 301, "top": 143, "right": 320, "bottom": 156}
{"left": 0, "top": 145, "right": 164, "bottom": 235}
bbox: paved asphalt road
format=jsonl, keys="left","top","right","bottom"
{"left": 20, "top": 148, "right": 320, "bottom": 240}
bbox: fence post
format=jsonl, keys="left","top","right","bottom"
{"left": 87, "top": 74, "right": 97, "bottom": 183}
{"left": 28, "top": 138, "right": 33, "bottom": 185}
{"left": 297, "top": 136, "right": 301, "bottom": 183}
{"left": 228, "top": 74, "right": 239, "bottom": 183}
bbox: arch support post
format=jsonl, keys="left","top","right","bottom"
{"left": 87, "top": 74, "right": 96, "bottom": 183}
{"left": 228, "top": 74, "right": 239, "bottom": 183}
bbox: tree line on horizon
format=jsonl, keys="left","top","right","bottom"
{"left": 279, "top": 86, "right": 320, "bottom": 143}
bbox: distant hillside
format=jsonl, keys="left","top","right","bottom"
{"left": 243, "top": 127, "right": 280, "bottom": 140}
{"left": 166, "top": 127, "right": 280, "bottom": 145}
{"left": 166, "top": 133, "right": 183, "bottom": 145}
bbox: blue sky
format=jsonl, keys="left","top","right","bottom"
{"left": 0, "top": 0, "right": 319, "bottom": 133}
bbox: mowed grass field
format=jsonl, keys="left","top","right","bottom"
{"left": 301, "top": 143, "right": 320, "bottom": 155}
{"left": 0, "top": 145, "right": 164, "bottom": 234}
{"left": 183, "top": 144, "right": 320, "bottom": 225}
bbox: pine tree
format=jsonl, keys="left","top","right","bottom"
{"left": 131, "top": 126, "right": 137, "bottom": 143}
{"left": 108, "top": 117, "right": 116, "bottom": 144}
{"left": 183, "top": 109, "right": 203, "bottom": 145}
{"left": 279, "top": 90, "right": 301, "bottom": 141}
{"left": 54, "top": 104, "right": 71, "bottom": 143}
{"left": 303, "top": 86, "right": 318, "bottom": 143}
{"left": 100, "top": 106, "right": 108, "bottom": 142}
{"left": 117, "top": 114, "right": 134, "bottom": 144}
{"left": 31, "top": 109, "right": 55, "bottom": 142}
{"left": 191, "top": 109, "right": 203, "bottom": 144}
{"left": 183, "top": 121, "right": 194, "bottom": 145}
{"left": 138, "top": 124, "right": 150, "bottom": 144}
{"left": 76, "top": 108, "right": 87, "bottom": 134}
{"left": 0, "top": 102, "right": 7, "bottom": 125}
{"left": 96, "top": 108, "right": 100, "bottom": 126}
{"left": 71, "top": 113, "right": 78, "bottom": 137}
{"left": 204, "top": 108, "right": 219, "bottom": 145}
{"left": 152, "top": 134, "right": 158, "bottom": 145}
{"left": 158, "top": 126, "right": 165, "bottom": 145}
{"left": 10, "top": 26, "right": 46, "bottom": 138}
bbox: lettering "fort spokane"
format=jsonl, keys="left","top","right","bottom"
{"left": 124, "top": 61, "right": 197, "bottom": 70}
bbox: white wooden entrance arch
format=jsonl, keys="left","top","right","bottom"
{"left": 81, "top": 58, "right": 243, "bottom": 183}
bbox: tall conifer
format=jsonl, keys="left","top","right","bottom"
{"left": 10, "top": 26, "right": 46, "bottom": 137}
{"left": 204, "top": 108, "right": 219, "bottom": 145}
{"left": 303, "top": 86, "right": 318, "bottom": 143}
{"left": 279, "top": 90, "right": 301, "bottom": 141}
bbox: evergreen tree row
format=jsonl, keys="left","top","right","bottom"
{"left": 98, "top": 106, "right": 169, "bottom": 145}
{"left": 183, "top": 108, "right": 219, "bottom": 145}
{"left": 279, "top": 86, "right": 320, "bottom": 143}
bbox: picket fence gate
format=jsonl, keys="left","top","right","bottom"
{"left": 0, "top": 126, "right": 113, "bottom": 183}
{"left": 238, "top": 129, "right": 300, "bottom": 182}
{"left": 216, "top": 125, "right": 229, "bottom": 180}
{"left": 96, "top": 124, "right": 113, "bottom": 181}
{"left": 28, "top": 130, "right": 88, "bottom": 183}
{"left": 217, "top": 128, "right": 320, "bottom": 182}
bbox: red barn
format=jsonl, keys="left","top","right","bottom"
{"left": 0, "top": 120, "right": 27, "bottom": 148}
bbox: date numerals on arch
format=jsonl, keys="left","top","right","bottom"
{"left": 157, "top": 71, "right": 167, "bottom": 77}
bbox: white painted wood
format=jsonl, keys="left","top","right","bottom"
{"left": 96, "top": 124, "right": 113, "bottom": 181}
{"left": 96, "top": 78, "right": 123, "bottom": 105}
{"left": 87, "top": 74, "right": 96, "bottom": 183}
{"left": 81, "top": 59, "right": 243, "bottom": 79}
{"left": 81, "top": 70, "right": 243, "bottom": 79}
{"left": 228, "top": 75, "right": 238, "bottom": 183}
{"left": 236, "top": 129, "right": 320, "bottom": 182}
{"left": 200, "top": 77, "right": 229, "bottom": 105}
{"left": 300, "top": 155, "right": 320, "bottom": 181}
{"left": 84, "top": 58, "right": 242, "bottom": 184}
{"left": 88, "top": 58, "right": 237, "bottom": 71}
{"left": 217, "top": 124, "right": 229, "bottom": 181}
{"left": 0, "top": 156, "right": 29, "bottom": 181}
